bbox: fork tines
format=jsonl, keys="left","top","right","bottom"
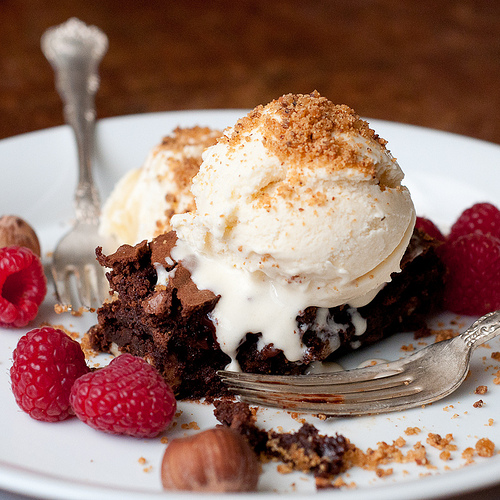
{"left": 218, "top": 366, "right": 422, "bottom": 416}
{"left": 52, "top": 262, "right": 108, "bottom": 312}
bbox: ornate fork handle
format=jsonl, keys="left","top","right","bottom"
{"left": 460, "top": 309, "right": 500, "bottom": 349}
{"left": 41, "top": 18, "right": 108, "bottom": 224}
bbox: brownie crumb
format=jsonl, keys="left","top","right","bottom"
{"left": 213, "top": 399, "right": 349, "bottom": 486}
{"left": 476, "top": 438, "right": 495, "bottom": 457}
{"left": 401, "top": 343, "right": 415, "bottom": 352}
{"left": 475, "top": 385, "right": 488, "bottom": 395}
{"left": 461, "top": 447, "right": 476, "bottom": 464}
{"left": 404, "top": 427, "right": 421, "bottom": 436}
{"left": 433, "top": 329, "right": 459, "bottom": 343}
{"left": 473, "top": 400, "right": 485, "bottom": 408}
{"left": 426, "top": 433, "right": 457, "bottom": 452}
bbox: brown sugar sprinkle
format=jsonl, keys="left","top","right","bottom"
{"left": 343, "top": 439, "right": 430, "bottom": 472}
{"left": 461, "top": 447, "right": 475, "bottom": 464}
{"left": 159, "top": 126, "right": 220, "bottom": 159}
{"left": 152, "top": 126, "right": 220, "bottom": 236}
{"left": 404, "top": 442, "right": 430, "bottom": 467}
{"left": 328, "top": 477, "right": 356, "bottom": 489}
{"left": 181, "top": 421, "right": 200, "bottom": 431}
{"left": 277, "top": 464, "right": 293, "bottom": 475}
{"left": 54, "top": 303, "right": 69, "bottom": 314}
{"left": 394, "top": 437, "right": 406, "bottom": 448}
{"left": 222, "top": 92, "right": 397, "bottom": 205}
{"left": 475, "top": 385, "right": 488, "bottom": 395}
{"left": 401, "top": 344, "right": 415, "bottom": 352}
{"left": 289, "top": 412, "right": 307, "bottom": 425}
{"left": 404, "top": 427, "right": 421, "bottom": 436}
{"left": 376, "top": 467, "right": 393, "bottom": 477}
{"left": 426, "top": 433, "right": 457, "bottom": 452}
{"left": 476, "top": 438, "right": 495, "bottom": 457}
{"left": 314, "top": 413, "right": 328, "bottom": 421}
{"left": 79, "top": 332, "right": 99, "bottom": 359}
{"left": 433, "top": 329, "right": 459, "bottom": 343}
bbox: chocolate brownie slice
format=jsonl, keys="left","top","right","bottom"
{"left": 213, "top": 399, "right": 350, "bottom": 486}
{"left": 87, "top": 228, "right": 445, "bottom": 399}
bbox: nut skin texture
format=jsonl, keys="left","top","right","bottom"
{"left": 161, "top": 427, "right": 260, "bottom": 492}
{"left": 0, "top": 215, "right": 41, "bottom": 256}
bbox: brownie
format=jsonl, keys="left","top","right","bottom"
{"left": 213, "top": 399, "right": 350, "bottom": 486}
{"left": 87, "top": 228, "right": 445, "bottom": 399}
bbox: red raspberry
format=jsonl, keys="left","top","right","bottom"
{"left": 70, "top": 353, "right": 177, "bottom": 438}
{"left": 10, "top": 327, "right": 90, "bottom": 422}
{"left": 449, "top": 202, "right": 500, "bottom": 242}
{"left": 439, "top": 233, "right": 500, "bottom": 316}
{"left": 415, "top": 216, "right": 446, "bottom": 242}
{"left": 0, "top": 246, "right": 47, "bottom": 328}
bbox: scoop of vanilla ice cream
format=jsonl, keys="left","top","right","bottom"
{"left": 171, "top": 93, "right": 415, "bottom": 309}
{"left": 99, "top": 127, "right": 220, "bottom": 245}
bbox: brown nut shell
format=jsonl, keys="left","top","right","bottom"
{"left": 161, "top": 426, "right": 259, "bottom": 492}
{"left": 0, "top": 215, "right": 41, "bottom": 256}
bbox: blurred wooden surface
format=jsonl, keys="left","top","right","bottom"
{"left": 1, "top": 0, "right": 500, "bottom": 143}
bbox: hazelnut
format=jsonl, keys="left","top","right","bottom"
{"left": 161, "top": 426, "right": 260, "bottom": 492}
{"left": 0, "top": 215, "right": 41, "bottom": 256}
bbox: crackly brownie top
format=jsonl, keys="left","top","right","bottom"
{"left": 97, "top": 231, "right": 219, "bottom": 317}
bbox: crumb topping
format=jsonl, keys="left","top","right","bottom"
{"left": 222, "top": 91, "right": 391, "bottom": 182}
{"left": 476, "top": 437, "right": 495, "bottom": 457}
{"left": 159, "top": 126, "right": 219, "bottom": 156}
{"left": 153, "top": 126, "right": 220, "bottom": 236}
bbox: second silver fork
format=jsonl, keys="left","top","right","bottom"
{"left": 42, "top": 18, "right": 115, "bottom": 312}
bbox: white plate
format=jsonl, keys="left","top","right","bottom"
{"left": 1, "top": 110, "right": 500, "bottom": 500}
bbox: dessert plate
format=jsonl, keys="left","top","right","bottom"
{"left": 1, "top": 110, "right": 500, "bottom": 500}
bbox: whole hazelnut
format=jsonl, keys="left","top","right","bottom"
{"left": 161, "top": 426, "right": 260, "bottom": 492}
{"left": 0, "top": 215, "right": 41, "bottom": 256}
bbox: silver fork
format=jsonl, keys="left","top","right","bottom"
{"left": 42, "top": 18, "right": 115, "bottom": 312}
{"left": 219, "top": 310, "right": 500, "bottom": 416}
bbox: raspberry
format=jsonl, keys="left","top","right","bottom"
{"left": 10, "top": 327, "right": 90, "bottom": 422}
{"left": 449, "top": 202, "right": 500, "bottom": 242}
{"left": 70, "top": 353, "right": 177, "bottom": 438}
{"left": 0, "top": 246, "right": 47, "bottom": 328}
{"left": 415, "top": 216, "right": 446, "bottom": 242}
{"left": 439, "top": 233, "right": 500, "bottom": 316}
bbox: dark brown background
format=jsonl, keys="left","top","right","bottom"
{"left": 1, "top": 0, "right": 500, "bottom": 145}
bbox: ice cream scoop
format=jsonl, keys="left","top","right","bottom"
{"left": 100, "top": 127, "right": 220, "bottom": 245}
{"left": 169, "top": 92, "right": 416, "bottom": 368}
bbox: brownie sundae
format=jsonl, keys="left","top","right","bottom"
{"left": 88, "top": 92, "right": 445, "bottom": 398}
